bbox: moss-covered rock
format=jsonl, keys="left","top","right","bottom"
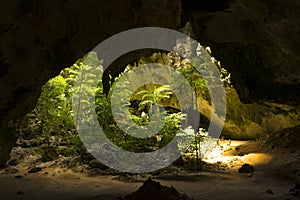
{"left": 201, "top": 87, "right": 300, "bottom": 139}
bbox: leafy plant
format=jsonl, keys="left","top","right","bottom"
{"left": 35, "top": 75, "right": 73, "bottom": 136}
{"left": 136, "top": 85, "right": 172, "bottom": 112}
{"left": 21, "top": 52, "right": 104, "bottom": 159}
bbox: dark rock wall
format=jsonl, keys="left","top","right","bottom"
{"left": 0, "top": 0, "right": 299, "bottom": 165}
{"left": 0, "top": 0, "right": 181, "bottom": 165}
{"left": 0, "top": 0, "right": 181, "bottom": 124}
{"left": 185, "top": 0, "right": 300, "bottom": 103}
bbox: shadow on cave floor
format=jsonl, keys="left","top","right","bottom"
{"left": 1, "top": 126, "right": 300, "bottom": 200}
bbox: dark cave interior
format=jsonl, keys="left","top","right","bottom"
{"left": 0, "top": 0, "right": 300, "bottom": 199}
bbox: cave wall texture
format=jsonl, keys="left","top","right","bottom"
{"left": 0, "top": 0, "right": 299, "bottom": 165}
{"left": 0, "top": 0, "right": 182, "bottom": 165}
{"left": 184, "top": 0, "right": 300, "bottom": 103}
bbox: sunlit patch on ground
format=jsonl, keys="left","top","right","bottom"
{"left": 201, "top": 139, "right": 273, "bottom": 170}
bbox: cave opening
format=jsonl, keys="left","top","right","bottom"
{"left": 1, "top": 0, "right": 300, "bottom": 198}
{"left": 3, "top": 43, "right": 299, "bottom": 199}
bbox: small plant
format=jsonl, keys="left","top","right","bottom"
{"left": 136, "top": 85, "right": 172, "bottom": 113}
{"left": 193, "top": 128, "right": 207, "bottom": 171}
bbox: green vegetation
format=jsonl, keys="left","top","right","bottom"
{"left": 20, "top": 50, "right": 224, "bottom": 170}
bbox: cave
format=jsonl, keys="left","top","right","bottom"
{"left": 0, "top": 0, "right": 300, "bottom": 199}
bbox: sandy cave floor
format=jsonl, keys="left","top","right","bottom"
{"left": 0, "top": 140, "right": 299, "bottom": 200}
{"left": 0, "top": 170, "right": 295, "bottom": 200}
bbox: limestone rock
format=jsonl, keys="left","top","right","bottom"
{"left": 28, "top": 167, "right": 42, "bottom": 173}
{"left": 121, "top": 178, "right": 193, "bottom": 200}
{"left": 238, "top": 164, "right": 254, "bottom": 173}
{"left": 266, "top": 188, "right": 274, "bottom": 195}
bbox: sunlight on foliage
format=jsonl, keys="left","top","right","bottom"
{"left": 21, "top": 48, "right": 229, "bottom": 170}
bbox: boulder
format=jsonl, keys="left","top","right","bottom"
{"left": 121, "top": 178, "right": 193, "bottom": 200}
{"left": 238, "top": 164, "right": 254, "bottom": 173}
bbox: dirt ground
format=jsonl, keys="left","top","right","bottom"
{"left": 0, "top": 170, "right": 295, "bottom": 200}
{"left": 0, "top": 140, "right": 299, "bottom": 200}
